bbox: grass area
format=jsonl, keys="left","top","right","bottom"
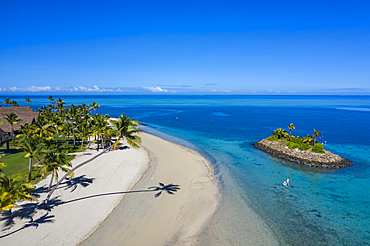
{"left": 0, "top": 146, "right": 42, "bottom": 177}
{"left": 0, "top": 142, "right": 80, "bottom": 183}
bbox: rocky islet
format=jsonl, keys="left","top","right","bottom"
{"left": 253, "top": 139, "right": 354, "bottom": 168}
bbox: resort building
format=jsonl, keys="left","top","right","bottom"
{"left": 0, "top": 106, "right": 39, "bottom": 149}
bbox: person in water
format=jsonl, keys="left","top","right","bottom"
{"left": 283, "top": 181, "right": 287, "bottom": 186}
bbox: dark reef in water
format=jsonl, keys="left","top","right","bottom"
{"left": 253, "top": 139, "right": 354, "bottom": 169}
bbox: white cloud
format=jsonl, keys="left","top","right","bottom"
{"left": 211, "top": 89, "right": 217, "bottom": 92}
{"left": 144, "top": 86, "right": 168, "bottom": 93}
{"left": 8, "top": 86, "right": 52, "bottom": 92}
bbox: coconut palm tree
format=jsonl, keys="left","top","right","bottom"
{"left": 312, "top": 129, "right": 322, "bottom": 146}
{"left": 111, "top": 113, "right": 142, "bottom": 149}
{"left": 10, "top": 100, "right": 19, "bottom": 107}
{"left": 55, "top": 98, "right": 66, "bottom": 117}
{"left": 16, "top": 124, "right": 35, "bottom": 141}
{"left": 1, "top": 112, "right": 21, "bottom": 139}
{"left": 103, "top": 128, "right": 118, "bottom": 149}
{"left": 16, "top": 135, "right": 45, "bottom": 182}
{"left": 273, "top": 128, "right": 288, "bottom": 139}
{"left": 92, "top": 114, "right": 109, "bottom": 150}
{"left": 303, "top": 134, "right": 314, "bottom": 146}
{"left": 10, "top": 101, "right": 18, "bottom": 107}
{"left": 88, "top": 102, "right": 100, "bottom": 115}
{"left": 41, "top": 150, "right": 73, "bottom": 191}
{"left": 66, "top": 104, "right": 78, "bottom": 148}
{"left": 77, "top": 117, "right": 92, "bottom": 149}
{"left": 3, "top": 98, "right": 11, "bottom": 107}
{"left": 288, "top": 123, "right": 295, "bottom": 136}
{"left": 25, "top": 97, "right": 32, "bottom": 106}
{"left": 34, "top": 116, "right": 53, "bottom": 144}
{"left": 49, "top": 114, "right": 64, "bottom": 148}
{"left": 47, "top": 96, "right": 56, "bottom": 110}
{"left": 0, "top": 174, "right": 36, "bottom": 216}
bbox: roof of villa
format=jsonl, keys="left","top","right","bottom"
{"left": 0, "top": 106, "right": 39, "bottom": 133}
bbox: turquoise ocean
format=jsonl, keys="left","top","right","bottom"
{"left": 1, "top": 95, "right": 370, "bottom": 245}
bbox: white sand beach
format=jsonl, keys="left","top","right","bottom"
{"left": 0, "top": 132, "right": 218, "bottom": 246}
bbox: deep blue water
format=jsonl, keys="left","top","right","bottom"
{"left": 1, "top": 95, "right": 370, "bottom": 245}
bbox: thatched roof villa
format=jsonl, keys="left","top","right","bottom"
{"left": 0, "top": 106, "right": 39, "bottom": 146}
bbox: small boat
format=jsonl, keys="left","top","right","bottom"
{"left": 283, "top": 183, "right": 291, "bottom": 189}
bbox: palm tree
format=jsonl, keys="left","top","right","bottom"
{"left": 61, "top": 121, "right": 72, "bottom": 147}
{"left": 3, "top": 98, "right": 11, "bottom": 107}
{"left": 273, "top": 128, "right": 288, "bottom": 139}
{"left": 66, "top": 104, "right": 78, "bottom": 148}
{"left": 0, "top": 174, "right": 36, "bottom": 216}
{"left": 103, "top": 128, "right": 118, "bottom": 149}
{"left": 55, "top": 98, "right": 66, "bottom": 117}
{"left": 47, "top": 96, "right": 56, "bottom": 110}
{"left": 34, "top": 116, "right": 53, "bottom": 144}
{"left": 50, "top": 114, "right": 63, "bottom": 148}
{"left": 17, "top": 124, "right": 35, "bottom": 140}
{"left": 77, "top": 118, "right": 92, "bottom": 149}
{"left": 111, "top": 113, "right": 142, "bottom": 149}
{"left": 288, "top": 123, "right": 295, "bottom": 136}
{"left": 312, "top": 129, "right": 322, "bottom": 146}
{"left": 25, "top": 97, "right": 32, "bottom": 106}
{"left": 11, "top": 100, "right": 19, "bottom": 107}
{"left": 1, "top": 112, "right": 21, "bottom": 139}
{"left": 92, "top": 114, "right": 109, "bottom": 150}
{"left": 303, "top": 134, "right": 314, "bottom": 146}
{"left": 16, "top": 135, "right": 45, "bottom": 182}
{"left": 89, "top": 102, "right": 100, "bottom": 115}
{"left": 41, "top": 150, "right": 73, "bottom": 191}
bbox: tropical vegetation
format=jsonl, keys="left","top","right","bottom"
{"left": 0, "top": 96, "right": 142, "bottom": 215}
{"left": 267, "top": 123, "right": 325, "bottom": 153}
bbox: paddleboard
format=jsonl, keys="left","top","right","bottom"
{"left": 283, "top": 183, "right": 291, "bottom": 189}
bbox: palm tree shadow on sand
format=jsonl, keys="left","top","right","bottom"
{"left": 55, "top": 182, "right": 181, "bottom": 206}
{"left": 0, "top": 213, "right": 55, "bottom": 238}
{"left": 0, "top": 183, "right": 180, "bottom": 238}
{"left": 148, "top": 183, "right": 180, "bottom": 198}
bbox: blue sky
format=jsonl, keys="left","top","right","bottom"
{"left": 1, "top": 1, "right": 369, "bottom": 95}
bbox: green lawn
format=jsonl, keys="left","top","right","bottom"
{"left": 0, "top": 146, "right": 42, "bottom": 177}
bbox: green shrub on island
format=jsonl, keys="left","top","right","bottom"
{"left": 312, "top": 143, "right": 325, "bottom": 153}
{"left": 267, "top": 134, "right": 279, "bottom": 141}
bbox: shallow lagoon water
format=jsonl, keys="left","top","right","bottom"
{"left": 2, "top": 95, "right": 370, "bottom": 245}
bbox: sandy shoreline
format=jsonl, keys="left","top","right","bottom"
{"left": 0, "top": 132, "right": 218, "bottom": 245}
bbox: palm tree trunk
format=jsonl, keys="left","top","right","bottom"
{"left": 72, "top": 120, "right": 76, "bottom": 148}
{"left": 48, "top": 172, "right": 54, "bottom": 191}
{"left": 28, "top": 157, "right": 33, "bottom": 182}
{"left": 100, "top": 133, "right": 104, "bottom": 149}
{"left": 10, "top": 124, "right": 13, "bottom": 139}
{"left": 55, "top": 125, "right": 58, "bottom": 148}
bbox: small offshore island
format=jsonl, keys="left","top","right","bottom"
{"left": 253, "top": 124, "right": 354, "bottom": 169}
